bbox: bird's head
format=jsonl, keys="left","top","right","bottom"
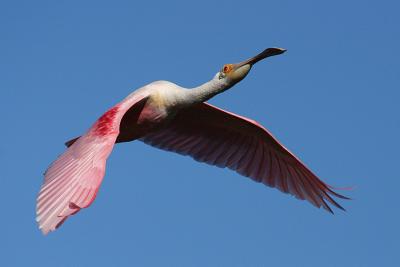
{"left": 217, "top": 47, "right": 286, "bottom": 86}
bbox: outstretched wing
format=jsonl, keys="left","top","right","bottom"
{"left": 36, "top": 94, "right": 149, "bottom": 234}
{"left": 141, "top": 102, "right": 348, "bottom": 212}
{"left": 36, "top": 133, "right": 117, "bottom": 234}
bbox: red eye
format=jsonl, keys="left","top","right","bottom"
{"left": 223, "top": 66, "right": 228, "bottom": 72}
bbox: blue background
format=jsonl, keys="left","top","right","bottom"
{"left": 1, "top": 0, "right": 399, "bottom": 266}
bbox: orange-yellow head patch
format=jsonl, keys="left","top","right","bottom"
{"left": 222, "top": 64, "right": 234, "bottom": 74}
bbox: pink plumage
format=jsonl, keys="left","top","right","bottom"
{"left": 94, "top": 106, "right": 120, "bottom": 136}
{"left": 36, "top": 47, "right": 349, "bottom": 235}
{"left": 36, "top": 93, "right": 149, "bottom": 234}
{"left": 36, "top": 128, "right": 118, "bottom": 234}
{"left": 141, "top": 103, "right": 348, "bottom": 213}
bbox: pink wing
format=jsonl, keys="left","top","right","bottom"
{"left": 141, "top": 102, "right": 348, "bottom": 212}
{"left": 36, "top": 94, "right": 148, "bottom": 234}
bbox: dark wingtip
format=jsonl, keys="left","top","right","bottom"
{"left": 328, "top": 189, "right": 352, "bottom": 200}
{"left": 321, "top": 199, "right": 334, "bottom": 214}
{"left": 326, "top": 190, "right": 347, "bottom": 213}
{"left": 324, "top": 187, "right": 348, "bottom": 212}
{"left": 333, "top": 200, "right": 346, "bottom": 212}
{"left": 65, "top": 136, "right": 80, "bottom": 147}
{"left": 327, "top": 185, "right": 354, "bottom": 200}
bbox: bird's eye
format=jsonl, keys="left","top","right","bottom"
{"left": 222, "top": 64, "right": 233, "bottom": 74}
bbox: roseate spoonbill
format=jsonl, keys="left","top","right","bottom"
{"left": 36, "top": 47, "right": 348, "bottom": 235}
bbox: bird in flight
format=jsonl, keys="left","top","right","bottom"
{"left": 36, "top": 47, "right": 348, "bottom": 235}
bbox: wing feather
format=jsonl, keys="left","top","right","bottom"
{"left": 37, "top": 94, "right": 149, "bottom": 234}
{"left": 36, "top": 135, "right": 116, "bottom": 234}
{"left": 140, "top": 102, "right": 348, "bottom": 212}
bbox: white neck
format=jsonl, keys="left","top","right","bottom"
{"left": 184, "top": 76, "right": 231, "bottom": 105}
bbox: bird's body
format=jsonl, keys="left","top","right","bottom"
{"left": 118, "top": 80, "right": 195, "bottom": 140}
{"left": 36, "top": 48, "right": 348, "bottom": 235}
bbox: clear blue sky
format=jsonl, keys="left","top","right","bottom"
{"left": 1, "top": 0, "right": 399, "bottom": 266}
